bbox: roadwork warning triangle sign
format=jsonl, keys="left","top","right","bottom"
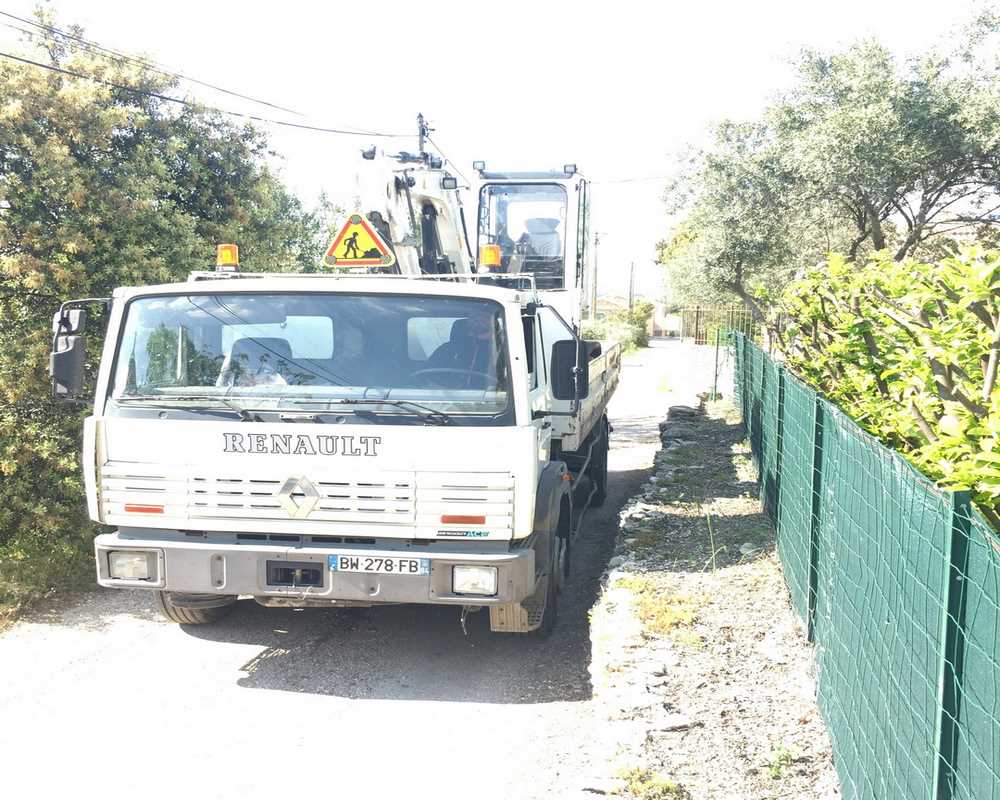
{"left": 323, "top": 214, "right": 396, "bottom": 268}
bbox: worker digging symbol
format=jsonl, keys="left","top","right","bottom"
{"left": 323, "top": 214, "right": 397, "bottom": 269}
{"left": 342, "top": 231, "right": 361, "bottom": 259}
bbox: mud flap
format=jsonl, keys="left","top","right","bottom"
{"left": 488, "top": 575, "right": 548, "bottom": 633}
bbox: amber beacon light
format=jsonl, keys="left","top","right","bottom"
{"left": 478, "top": 244, "right": 502, "bottom": 272}
{"left": 216, "top": 243, "right": 240, "bottom": 272}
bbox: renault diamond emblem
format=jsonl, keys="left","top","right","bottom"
{"left": 277, "top": 475, "right": 320, "bottom": 519}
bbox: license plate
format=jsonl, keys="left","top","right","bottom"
{"left": 328, "top": 554, "right": 430, "bottom": 576}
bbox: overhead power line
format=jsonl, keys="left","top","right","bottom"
{"left": 0, "top": 50, "right": 414, "bottom": 139}
{"left": 0, "top": 9, "right": 307, "bottom": 118}
{"left": 592, "top": 175, "right": 671, "bottom": 185}
{"left": 426, "top": 134, "right": 471, "bottom": 187}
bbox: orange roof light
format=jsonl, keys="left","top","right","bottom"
{"left": 216, "top": 243, "right": 239, "bottom": 272}
{"left": 478, "top": 244, "right": 501, "bottom": 269}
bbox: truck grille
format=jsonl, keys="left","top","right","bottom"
{"left": 100, "top": 464, "right": 514, "bottom": 531}
{"left": 189, "top": 473, "right": 416, "bottom": 524}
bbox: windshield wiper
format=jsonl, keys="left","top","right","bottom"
{"left": 328, "top": 398, "right": 451, "bottom": 425}
{"left": 116, "top": 395, "right": 453, "bottom": 425}
{"left": 115, "top": 395, "right": 259, "bottom": 421}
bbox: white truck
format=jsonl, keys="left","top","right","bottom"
{"left": 49, "top": 150, "right": 619, "bottom": 635}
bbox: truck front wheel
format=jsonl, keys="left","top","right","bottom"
{"left": 153, "top": 591, "right": 236, "bottom": 625}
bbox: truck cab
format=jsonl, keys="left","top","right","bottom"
{"left": 473, "top": 163, "right": 591, "bottom": 327}
{"left": 50, "top": 259, "right": 618, "bottom": 634}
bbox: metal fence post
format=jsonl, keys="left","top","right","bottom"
{"left": 739, "top": 333, "right": 744, "bottom": 404}
{"left": 760, "top": 346, "right": 766, "bottom": 399}
{"left": 711, "top": 328, "right": 721, "bottom": 400}
{"left": 740, "top": 335, "right": 747, "bottom": 414}
{"left": 773, "top": 365, "right": 785, "bottom": 530}
{"left": 932, "top": 490, "right": 973, "bottom": 800}
{"left": 806, "top": 396, "right": 824, "bottom": 643}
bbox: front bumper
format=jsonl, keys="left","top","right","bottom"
{"left": 94, "top": 532, "right": 535, "bottom": 606}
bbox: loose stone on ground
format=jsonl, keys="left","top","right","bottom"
{"left": 585, "top": 400, "right": 840, "bottom": 800}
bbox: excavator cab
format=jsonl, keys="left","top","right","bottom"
{"left": 474, "top": 164, "right": 590, "bottom": 327}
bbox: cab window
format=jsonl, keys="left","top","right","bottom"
{"left": 477, "top": 183, "right": 568, "bottom": 290}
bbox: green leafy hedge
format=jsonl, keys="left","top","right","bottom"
{"left": 777, "top": 249, "right": 1000, "bottom": 527}
{"left": 583, "top": 300, "right": 655, "bottom": 351}
{"left": 0, "top": 42, "right": 330, "bottom": 611}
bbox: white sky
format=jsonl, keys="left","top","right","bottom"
{"left": 0, "top": 0, "right": 987, "bottom": 299}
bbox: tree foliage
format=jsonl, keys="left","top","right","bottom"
{"left": 778, "top": 249, "right": 1000, "bottom": 526}
{"left": 0, "top": 26, "right": 332, "bottom": 604}
{"left": 775, "top": 42, "right": 1000, "bottom": 260}
{"left": 583, "top": 300, "right": 655, "bottom": 351}
{"left": 659, "top": 123, "right": 798, "bottom": 319}
{"left": 661, "top": 24, "right": 1000, "bottom": 312}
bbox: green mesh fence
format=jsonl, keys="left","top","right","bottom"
{"left": 759, "top": 357, "right": 781, "bottom": 518}
{"left": 950, "top": 506, "right": 1000, "bottom": 800}
{"left": 747, "top": 344, "right": 764, "bottom": 468}
{"left": 732, "top": 334, "right": 746, "bottom": 415}
{"left": 732, "top": 333, "right": 1000, "bottom": 800}
{"left": 815, "top": 402, "right": 951, "bottom": 799}
{"left": 774, "top": 372, "right": 815, "bottom": 624}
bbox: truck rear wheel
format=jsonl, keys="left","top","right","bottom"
{"left": 589, "top": 418, "right": 609, "bottom": 508}
{"left": 153, "top": 591, "right": 236, "bottom": 625}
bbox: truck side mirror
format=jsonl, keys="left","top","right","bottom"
{"left": 50, "top": 310, "right": 88, "bottom": 401}
{"left": 52, "top": 308, "right": 87, "bottom": 335}
{"left": 50, "top": 335, "right": 86, "bottom": 400}
{"left": 551, "top": 339, "right": 590, "bottom": 401}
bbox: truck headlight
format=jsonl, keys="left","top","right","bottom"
{"left": 108, "top": 551, "right": 153, "bottom": 580}
{"left": 452, "top": 565, "right": 498, "bottom": 596}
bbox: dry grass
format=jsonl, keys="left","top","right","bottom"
{"left": 614, "top": 574, "right": 702, "bottom": 643}
{"left": 616, "top": 767, "right": 689, "bottom": 799}
{"left": 0, "top": 599, "right": 22, "bottom": 632}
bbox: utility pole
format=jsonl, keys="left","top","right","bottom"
{"left": 590, "top": 232, "right": 600, "bottom": 322}
{"left": 417, "top": 113, "right": 431, "bottom": 161}
{"left": 628, "top": 261, "right": 635, "bottom": 310}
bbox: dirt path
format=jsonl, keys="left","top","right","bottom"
{"left": 0, "top": 339, "right": 709, "bottom": 800}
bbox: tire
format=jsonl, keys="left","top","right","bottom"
{"left": 153, "top": 591, "right": 236, "bottom": 625}
{"left": 558, "top": 497, "right": 572, "bottom": 586}
{"left": 589, "top": 419, "right": 609, "bottom": 508}
{"left": 559, "top": 533, "right": 571, "bottom": 587}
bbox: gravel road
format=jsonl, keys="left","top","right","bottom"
{"left": 0, "top": 340, "right": 709, "bottom": 800}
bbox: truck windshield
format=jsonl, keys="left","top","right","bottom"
{"left": 110, "top": 293, "right": 511, "bottom": 416}
{"left": 477, "top": 183, "right": 567, "bottom": 289}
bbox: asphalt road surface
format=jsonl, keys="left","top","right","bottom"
{"left": 0, "top": 340, "right": 711, "bottom": 800}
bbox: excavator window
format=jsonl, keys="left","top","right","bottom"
{"left": 477, "top": 184, "right": 568, "bottom": 289}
